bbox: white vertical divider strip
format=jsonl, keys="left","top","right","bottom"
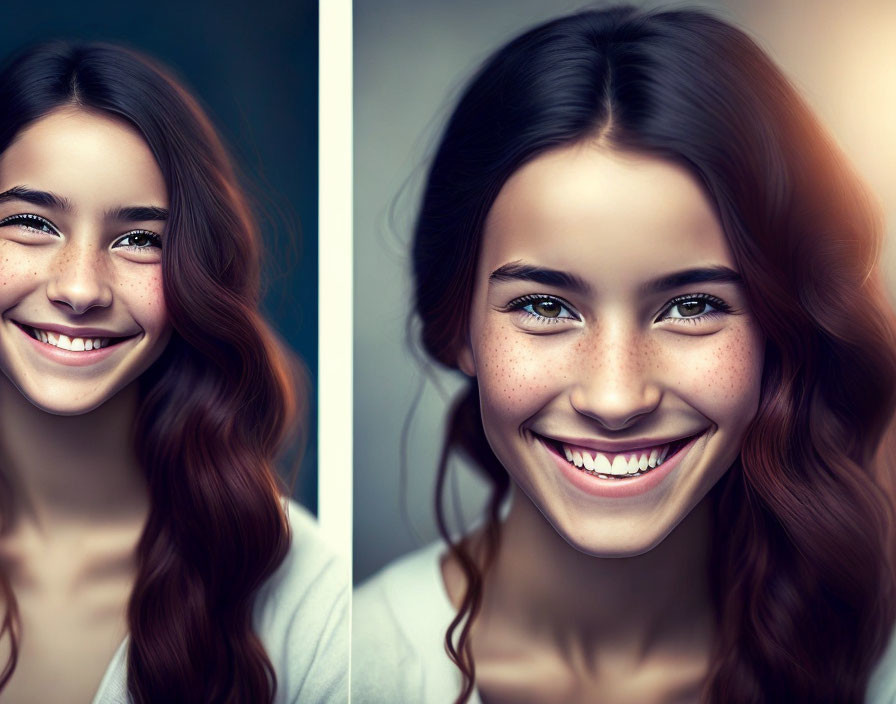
{"left": 318, "top": 0, "right": 353, "bottom": 568}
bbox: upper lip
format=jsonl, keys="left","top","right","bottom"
{"left": 13, "top": 320, "right": 133, "bottom": 339}
{"left": 538, "top": 432, "right": 703, "bottom": 454}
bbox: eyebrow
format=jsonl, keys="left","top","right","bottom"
{"left": 489, "top": 262, "right": 592, "bottom": 294}
{"left": 489, "top": 260, "right": 742, "bottom": 295}
{"left": 106, "top": 205, "right": 169, "bottom": 222}
{"left": 641, "top": 266, "right": 742, "bottom": 294}
{"left": 0, "top": 185, "right": 71, "bottom": 211}
{"left": 0, "top": 185, "right": 168, "bottom": 222}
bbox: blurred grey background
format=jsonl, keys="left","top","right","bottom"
{"left": 353, "top": 0, "right": 896, "bottom": 582}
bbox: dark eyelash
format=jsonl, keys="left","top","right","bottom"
{"left": 499, "top": 292, "right": 732, "bottom": 326}
{"left": 116, "top": 230, "right": 163, "bottom": 249}
{"left": 501, "top": 293, "right": 569, "bottom": 312}
{"left": 0, "top": 215, "right": 162, "bottom": 251}
{"left": 0, "top": 213, "right": 58, "bottom": 234}
{"left": 657, "top": 292, "right": 732, "bottom": 324}
{"left": 500, "top": 294, "right": 579, "bottom": 324}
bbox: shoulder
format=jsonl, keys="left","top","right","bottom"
{"left": 353, "top": 540, "right": 449, "bottom": 647}
{"left": 93, "top": 501, "right": 349, "bottom": 704}
{"left": 254, "top": 499, "right": 349, "bottom": 704}
{"left": 352, "top": 541, "right": 466, "bottom": 703}
{"left": 867, "top": 622, "right": 896, "bottom": 704}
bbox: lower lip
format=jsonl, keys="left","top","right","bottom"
{"left": 543, "top": 433, "right": 703, "bottom": 499}
{"left": 18, "top": 325, "right": 129, "bottom": 367}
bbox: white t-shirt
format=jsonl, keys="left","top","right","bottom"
{"left": 92, "top": 500, "right": 348, "bottom": 704}
{"left": 352, "top": 541, "right": 896, "bottom": 704}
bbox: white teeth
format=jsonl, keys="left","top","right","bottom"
{"left": 560, "top": 440, "right": 682, "bottom": 478}
{"left": 610, "top": 455, "right": 628, "bottom": 476}
{"left": 29, "top": 327, "right": 111, "bottom": 351}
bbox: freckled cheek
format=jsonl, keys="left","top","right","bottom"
{"left": 665, "top": 323, "right": 765, "bottom": 423}
{"left": 0, "top": 243, "right": 44, "bottom": 295}
{"left": 118, "top": 267, "right": 169, "bottom": 332}
{"left": 473, "top": 317, "right": 575, "bottom": 417}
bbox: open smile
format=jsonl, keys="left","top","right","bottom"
{"left": 544, "top": 434, "right": 698, "bottom": 480}
{"left": 14, "top": 321, "right": 135, "bottom": 352}
{"left": 535, "top": 431, "right": 706, "bottom": 498}
{"left": 9, "top": 320, "right": 140, "bottom": 368}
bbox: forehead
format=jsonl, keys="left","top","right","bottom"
{"left": 0, "top": 107, "right": 167, "bottom": 209}
{"left": 481, "top": 144, "right": 735, "bottom": 289}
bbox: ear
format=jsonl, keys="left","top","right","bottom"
{"left": 457, "top": 342, "right": 476, "bottom": 377}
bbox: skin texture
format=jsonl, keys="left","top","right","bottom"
{"left": 448, "top": 144, "right": 765, "bottom": 702}
{"left": 0, "top": 108, "right": 167, "bottom": 704}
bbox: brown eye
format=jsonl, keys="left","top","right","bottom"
{"left": 114, "top": 230, "right": 162, "bottom": 249}
{"left": 659, "top": 293, "right": 730, "bottom": 324}
{"left": 533, "top": 299, "right": 561, "bottom": 318}
{"left": 675, "top": 300, "right": 706, "bottom": 317}
{"left": 506, "top": 295, "right": 578, "bottom": 323}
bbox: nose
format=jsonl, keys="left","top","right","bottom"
{"left": 46, "top": 238, "right": 113, "bottom": 314}
{"left": 569, "top": 321, "right": 662, "bottom": 430}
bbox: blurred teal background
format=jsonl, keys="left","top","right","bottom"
{"left": 0, "top": 0, "right": 319, "bottom": 512}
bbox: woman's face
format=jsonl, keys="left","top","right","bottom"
{"left": 0, "top": 108, "right": 171, "bottom": 415}
{"left": 460, "top": 144, "right": 765, "bottom": 557}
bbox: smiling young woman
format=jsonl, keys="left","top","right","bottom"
{"left": 353, "top": 6, "right": 896, "bottom": 704}
{"left": 0, "top": 43, "right": 347, "bottom": 703}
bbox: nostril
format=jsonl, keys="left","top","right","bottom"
{"left": 49, "top": 293, "right": 113, "bottom": 315}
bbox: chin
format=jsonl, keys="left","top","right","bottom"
{"left": 8, "top": 377, "right": 129, "bottom": 416}
{"left": 551, "top": 513, "right": 676, "bottom": 559}
{"left": 19, "top": 392, "right": 111, "bottom": 416}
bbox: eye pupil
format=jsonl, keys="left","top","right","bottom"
{"left": 132, "top": 233, "right": 147, "bottom": 247}
{"left": 534, "top": 300, "right": 561, "bottom": 318}
{"left": 679, "top": 300, "right": 705, "bottom": 316}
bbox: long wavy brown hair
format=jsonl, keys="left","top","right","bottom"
{"left": 412, "top": 6, "right": 896, "bottom": 703}
{"left": 0, "top": 42, "right": 303, "bottom": 702}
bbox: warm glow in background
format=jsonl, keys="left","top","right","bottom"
{"left": 352, "top": 0, "right": 896, "bottom": 581}
{"left": 738, "top": 0, "right": 896, "bottom": 291}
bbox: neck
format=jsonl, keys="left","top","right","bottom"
{"left": 479, "top": 485, "right": 714, "bottom": 659}
{"left": 0, "top": 374, "right": 149, "bottom": 534}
